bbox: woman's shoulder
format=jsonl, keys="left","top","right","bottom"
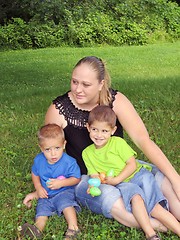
{"left": 110, "top": 88, "right": 129, "bottom": 105}
{"left": 52, "top": 91, "right": 89, "bottom": 128}
{"left": 112, "top": 90, "right": 135, "bottom": 112}
{"left": 112, "top": 90, "right": 129, "bottom": 101}
{"left": 45, "top": 102, "right": 67, "bottom": 128}
{"left": 53, "top": 91, "right": 70, "bottom": 106}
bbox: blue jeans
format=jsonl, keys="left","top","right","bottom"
{"left": 116, "top": 168, "right": 168, "bottom": 215}
{"left": 75, "top": 161, "right": 165, "bottom": 218}
{"left": 138, "top": 160, "right": 164, "bottom": 188}
{"left": 36, "top": 188, "right": 81, "bottom": 218}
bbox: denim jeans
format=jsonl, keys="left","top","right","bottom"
{"left": 116, "top": 168, "right": 168, "bottom": 215}
{"left": 36, "top": 188, "right": 80, "bottom": 218}
{"left": 75, "top": 161, "right": 165, "bottom": 218}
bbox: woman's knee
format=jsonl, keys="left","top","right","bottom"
{"left": 100, "top": 185, "right": 121, "bottom": 218}
{"left": 75, "top": 177, "right": 121, "bottom": 218}
{"left": 161, "top": 177, "right": 180, "bottom": 220}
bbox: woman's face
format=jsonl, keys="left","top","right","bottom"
{"left": 71, "top": 64, "right": 104, "bottom": 107}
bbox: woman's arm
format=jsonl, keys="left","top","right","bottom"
{"left": 113, "top": 92, "right": 180, "bottom": 199}
{"left": 45, "top": 104, "right": 67, "bottom": 127}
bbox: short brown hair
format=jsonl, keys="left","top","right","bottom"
{"left": 88, "top": 105, "right": 116, "bottom": 128}
{"left": 38, "top": 124, "right": 65, "bottom": 145}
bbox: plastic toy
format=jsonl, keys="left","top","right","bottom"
{"left": 89, "top": 186, "right": 101, "bottom": 197}
{"left": 99, "top": 169, "right": 115, "bottom": 183}
{"left": 107, "top": 169, "right": 114, "bottom": 177}
{"left": 57, "top": 175, "right": 66, "bottom": 180}
{"left": 88, "top": 178, "right": 101, "bottom": 187}
{"left": 99, "top": 172, "right": 106, "bottom": 183}
{"left": 87, "top": 178, "right": 101, "bottom": 197}
{"left": 46, "top": 179, "right": 51, "bottom": 186}
{"left": 46, "top": 175, "right": 66, "bottom": 186}
{"left": 87, "top": 169, "right": 115, "bottom": 196}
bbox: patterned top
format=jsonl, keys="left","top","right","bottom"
{"left": 53, "top": 89, "right": 123, "bottom": 174}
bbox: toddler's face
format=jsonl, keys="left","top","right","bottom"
{"left": 40, "top": 138, "right": 65, "bottom": 164}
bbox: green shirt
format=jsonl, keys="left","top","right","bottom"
{"left": 82, "top": 136, "right": 150, "bottom": 182}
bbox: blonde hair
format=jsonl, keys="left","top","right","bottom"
{"left": 74, "top": 56, "right": 112, "bottom": 105}
{"left": 38, "top": 124, "right": 65, "bottom": 146}
{"left": 88, "top": 105, "right": 117, "bottom": 128}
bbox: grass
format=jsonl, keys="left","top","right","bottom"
{"left": 0, "top": 42, "right": 180, "bottom": 239}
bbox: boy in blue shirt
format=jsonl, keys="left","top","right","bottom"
{"left": 21, "top": 124, "right": 81, "bottom": 239}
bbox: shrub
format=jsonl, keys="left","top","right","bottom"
{"left": 0, "top": 18, "right": 32, "bottom": 49}
{"left": 27, "top": 21, "right": 64, "bottom": 48}
{"left": 0, "top": 18, "right": 65, "bottom": 49}
{"left": 0, "top": 0, "right": 179, "bottom": 49}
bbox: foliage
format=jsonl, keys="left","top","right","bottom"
{"left": 0, "top": 0, "right": 179, "bottom": 49}
{"left": 27, "top": 21, "right": 65, "bottom": 48}
{"left": 0, "top": 18, "right": 65, "bottom": 49}
{"left": 0, "top": 18, "right": 32, "bottom": 49}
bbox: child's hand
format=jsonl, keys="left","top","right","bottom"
{"left": 47, "top": 179, "right": 63, "bottom": 190}
{"left": 87, "top": 186, "right": 91, "bottom": 194}
{"left": 23, "top": 192, "right": 38, "bottom": 208}
{"left": 37, "top": 186, "right": 48, "bottom": 198}
{"left": 105, "top": 176, "right": 120, "bottom": 186}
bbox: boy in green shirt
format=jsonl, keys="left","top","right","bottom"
{"left": 82, "top": 105, "right": 180, "bottom": 240}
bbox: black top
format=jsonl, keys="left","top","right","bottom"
{"left": 53, "top": 89, "right": 123, "bottom": 174}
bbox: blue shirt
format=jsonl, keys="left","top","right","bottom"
{"left": 32, "top": 152, "right": 81, "bottom": 197}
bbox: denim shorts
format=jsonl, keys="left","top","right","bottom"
{"left": 116, "top": 168, "right": 168, "bottom": 215}
{"left": 137, "top": 160, "right": 165, "bottom": 188}
{"left": 75, "top": 161, "right": 165, "bottom": 218}
{"left": 36, "top": 188, "right": 81, "bottom": 218}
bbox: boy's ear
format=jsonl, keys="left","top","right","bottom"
{"left": 112, "top": 126, "right": 117, "bottom": 135}
{"left": 86, "top": 123, "right": 90, "bottom": 132}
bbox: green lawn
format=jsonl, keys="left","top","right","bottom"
{"left": 0, "top": 42, "right": 179, "bottom": 239}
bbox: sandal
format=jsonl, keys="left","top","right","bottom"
{"left": 147, "top": 234, "right": 161, "bottom": 240}
{"left": 20, "top": 223, "right": 42, "bottom": 239}
{"left": 64, "top": 228, "right": 81, "bottom": 239}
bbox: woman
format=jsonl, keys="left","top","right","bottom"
{"left": 24, "top": 56, "right": 180, "bottom": 231}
